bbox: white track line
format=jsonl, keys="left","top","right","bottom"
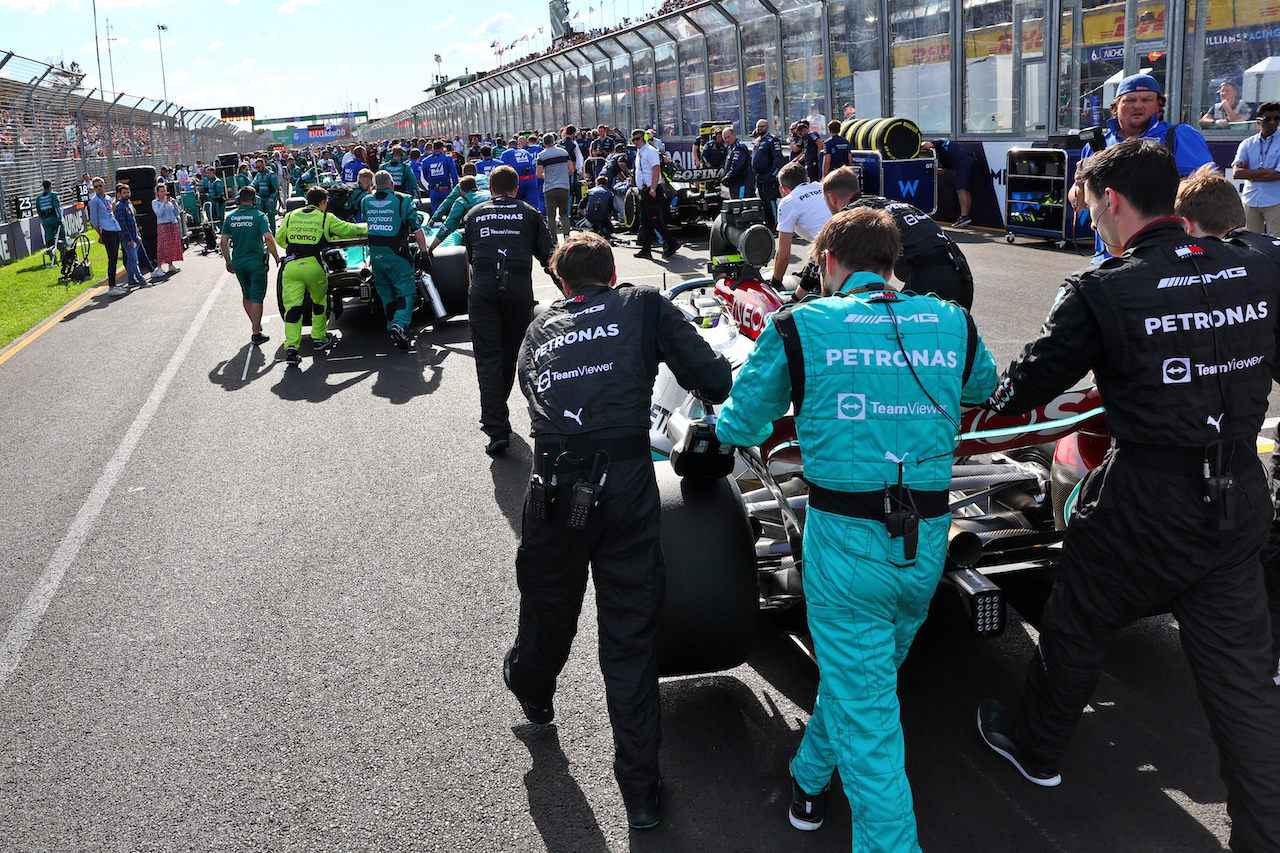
{"left": 0, "top": 273, "right": 228, "bottom": 691}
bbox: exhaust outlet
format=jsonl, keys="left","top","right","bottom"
{"left": 947, "top": 525, "right": 983, "bottom": 569}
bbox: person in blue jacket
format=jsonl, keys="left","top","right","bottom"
{"left": 715, "top": 206, "right": 997, "bottom": 852}
{"left": 721, "top": 125, "right": 755, "bottom": 199}
{"left": 423, "top": 141, "right": 460, "bottom": 215}
{"left": 1069, "top": 73, "right": 1213, "bottom": 260}
{"left": 821, "top": 120, "right": 851, "bottom": 178}
{"left": 502, "top": 135, "right": 542, "bottom": 212}
{"left": 475, "top": 146, "right": 503, "bottom": 178}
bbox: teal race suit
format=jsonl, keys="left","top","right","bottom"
{"left": 381, "top": 156, "right": 417, "bottom": 199}
{"left": 202, "top": 175, "right": 226, "bottom": 223}
{"left": 716, "top": 272, "right": 997, "bottom": 853}
{"left": 251, "top": 167, "right": 280, "bottom": 232}
{"left": 35, "top": 189, "right": 63, "bottom": 247}
{"left": 360, "top": 189, "right": 423, "bottom": 332}
{"left": 222, "top": 202, "right": 272, "bottom": 303}
{"left": 433, "top": 189, "right": 485, "bottom": 242}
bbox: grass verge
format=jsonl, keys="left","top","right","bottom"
{"left": 0, "top": 229, "right": 108, "bottom": 349}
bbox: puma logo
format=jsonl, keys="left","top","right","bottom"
{"left": 564, "top": 408, "right": 583, "bottom": 426}
{"left": 1207, "top": 413, "right": 1224, "bottom": 433}
{"left": 885, "top": 450, "right": 910, "bottom": 464}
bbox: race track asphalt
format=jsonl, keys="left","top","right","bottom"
{"left": 0, "top": 224, "right": 1260, "bottom": 851}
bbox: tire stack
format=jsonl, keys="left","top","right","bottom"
{"left": 840, "top": 116, "right": 923, "bottom": 160}
{"left": 116, "top": 165, "right": 159, "bottom": 273}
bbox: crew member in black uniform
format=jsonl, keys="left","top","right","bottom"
{"left": 504, "top": 232, "right": 732, "bottom": 831}
{"left": 721, "top": 125, "right": 755, "bottom": 200}
{"left": 700, "top": 128, "right": 727, "bottom": 170}
{"left": 798, "top": 120, "right": 823, "bottom": 183}
{"left": 1174, "top": 164, "right": 1280, "bottom": 680}
{"left": 821, "top": 166, "right": 974, "bottom": 310}
{"left": 462, "top": 165, "right": 556, "bottom": 456}
{"left": 977, "top": 140, "right": 1280, "bottom": 852}
{"left": 752, "top": 119, "right": 787, "bottom": 232}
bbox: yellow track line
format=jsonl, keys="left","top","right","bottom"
{"left": 0, "top": 285, "right": 106, "bottom": 368}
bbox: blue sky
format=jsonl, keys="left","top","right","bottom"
{"left": 2, "top": 0, "right": 646, "bottom": 126}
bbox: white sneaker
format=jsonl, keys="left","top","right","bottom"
{"left": 149, "top": 270, "right": 166, "bottom": 282}
{"left": 107, "top": 285, "right": 128, "bottom": 297}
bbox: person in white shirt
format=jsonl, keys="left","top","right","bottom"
{"left": 770, "top": 160, "right": 833, "bottom": 297}
{"left": 1232, "top": 101, "right": 1280, "bottom": 235}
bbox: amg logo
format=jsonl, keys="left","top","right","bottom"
{"left": 1156, "top": 266, "right": 1247, "bottom": 289}
{"left": 845, "top": 312, "right": 940, "bottom": 325}
{"left": 543, "top": 302, "right": 606, "bottom": 328}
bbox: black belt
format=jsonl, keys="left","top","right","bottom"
{"left": 808, "top": 483, "right": 949, "bottom": 520}
{"left": 534, "top": 432, "right": 650, "bottom": 463}
{"left": 1114, "top": 438, "right": 1254, "bottom": 476}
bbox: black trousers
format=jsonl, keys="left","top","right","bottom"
{"left": 468, "top": 275, "right": 533, "bottom": 439}
{"left": 757, "top": 180, "right": 780, "bottom": 232}
{"left": 1258, "top": 425, "right": 1280, "bottom": 670}
{"left": 898, "top": 246, "right": 974, "bottom": 310}
{"left": 507, "top": 455, "right": 664, "bottom": 806}
{"left": 100, "top": 230, "right": 121, "bottom": 286}
{"left": 1010, "top": 448, "right": 1280, "bottom": 852}
{"left": 636, "top": 189, "right": 672, "bottom": 253}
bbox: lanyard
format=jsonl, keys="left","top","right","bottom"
{"left": 1261, "top": 135, "right": 1276, "bottom": 170}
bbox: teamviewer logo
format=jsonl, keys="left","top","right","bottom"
{"left": 1163, "top": 358, "right": 1191, "bottom": 384}
{"left": 536, "top": 370, "right": 552, "bottom": 392}
{"left": 837, "top": 393, "right": 866, "bottom": 420}
{"left": 479, "top": 227, "right": 490, "bottom": 239}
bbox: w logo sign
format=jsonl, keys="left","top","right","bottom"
{"left": 897, "top": 180, "right": 919, "bottom": 197}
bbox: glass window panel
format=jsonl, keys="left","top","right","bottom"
{"left": 701, "top": 13, "right": 742, "bottom": 125}
{"left": 614, "top": 54, "right": 634, "bottom": 131}
{"left": 890, "top": 0, "right": 952, "bottom": 133}
{"left": 780, "top": 0, "right": 827, "bottom": 127}
{"left": 1183, "top": 0, "right": 1276, "bottom": 137}
{"left": 634, "top": 49, "right": 657, "bottom": 130}
{"left": 655, "top": 42, "right": 680, "bottom": 137}
{"left": 618, "top": 31, "right": 648, "bottom": 53}
{"left": 580, "top": 62, "right": 597, "bottom": 129}
{"left": 679, "top": 33, "right": 709, "bottom": 135}
{"left": 829, "top": 0, "right": 883, "bottom": 123}
{"left": 595, "top": 60, "right": 614, "bottom": 130}
{"left": 552, "top": 71, "right": 566, "bottom": 131}
{"left": 741, "top": 5, "right": 781, "bottom": 129}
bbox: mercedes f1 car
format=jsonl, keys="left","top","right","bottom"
{"left": 648, "top": 202, "right": 1109, "bottom": 677}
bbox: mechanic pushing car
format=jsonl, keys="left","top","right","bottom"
{"left": 462, "top": 165, "right": 556, "bottom": 456}
{"left": 275, "top": 186, "right": 369, "bottom": 366}
{"left": 716, "top": 206, "right": 997, "bottom": 851}
{"left": 976, "top": 140, "right": 1280, "bottom": 853}
{"left": 504, "top": 232, "right": 732, "bottom": 832}
{"left": 362, "top": 170, "right": 429, "bottom": 352}
{"left": 381, "top": 144, "right": 418, "bottom": 199}
{"left": 822, "top": 166, "right": 974, "bottom": 310}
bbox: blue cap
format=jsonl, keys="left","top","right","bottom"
{"left": 1116, "top": 74, "right": 1162, "bottom": 96}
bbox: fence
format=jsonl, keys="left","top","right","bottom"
{"left": 0, "top": 49, "right": 243, "bottom": 235}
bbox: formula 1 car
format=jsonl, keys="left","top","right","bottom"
{"left": 648, "top": 203, "right": 1109, "bottom": 677}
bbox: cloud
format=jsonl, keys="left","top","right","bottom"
{"left": 442, "top": 42, "right": 494, "bottom": 63}
{"left": 429, "top": 12, "right": 456, "bottom": 30}
{"left": 226, "top": 58, "right": 257, "bottom": 76}
{"left": 208, "top": 40, "right": 223, "bottom": 50}
{"left": 169, "top": 70, "right": 190, "bottom": 86}
{"left": 0, "top": 0, "right": 56, "bottom": 13}
{"left": 278, "top": 0, "right": 324, "bottom": 13}
{"left": 471, "top": 11, "right": 512, "bottom": 38}
{"left": 194, "top": 59, "right": 212, "bottom": 67}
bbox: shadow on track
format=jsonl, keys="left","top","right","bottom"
{"left": 513, "top": 725, "right": 611, "bottom": 853}
{"left": 208, "top": 343, "right": 275, "bottom": 391}
{"left": 490, "top": 435, "right": 533, "bottom": 534}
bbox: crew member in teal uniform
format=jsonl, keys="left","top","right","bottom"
{"left": 251, "top": 157, "right": 280, "bottom": 232}
{"left": 361, "top": 169, "right": 428, "bottom": 350}
{"left": 35, "top": 180, "right": 63, "bottom": 249}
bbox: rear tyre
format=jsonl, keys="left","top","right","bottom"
{"left": 654, "top": 463, "right": 759, "bottom": 677}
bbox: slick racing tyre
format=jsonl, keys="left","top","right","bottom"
{"left": 654, "top": 463, "right": 758, "bottom": 676}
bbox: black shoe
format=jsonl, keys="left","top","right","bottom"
{"left": 633, "top": 249, "right": 654, "bottom": 259}
{"left": 788, "top": 773, "right": 826, "bottom": 831}
{"left": 485, "top": 435, "right": 510, "bottom": 457}
{"left": 313, "top": 333, "right": 336, "bottom": 353}
{"left": 626, "top": 784, "right": 661, "bottom": 830}
{"left": 251, "top": 332, "right": 270, "bottom": 346}
{"left": 661, "top": 240, "right": 681, "bottom": 258}
{"left": 284, "top": 347, "right": 301, "bottom": 366}
{"left": 977, "top": 699, "right": 1061, "bottom": 787}
{"left": 503, "top": 649, "right": 554, "bottom": 726}
{"left": 389, "top": 324, "right": 409, "bottom": 350}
